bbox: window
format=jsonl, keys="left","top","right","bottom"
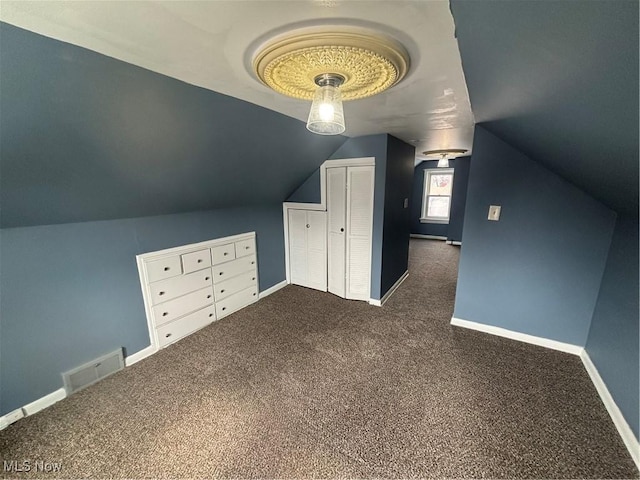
{"left": 421, "top": 168, "right": 454, "bottom": 224}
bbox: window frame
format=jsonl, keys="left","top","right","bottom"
{"left": 420, "top": 168, "right": 455, "bottom": 224}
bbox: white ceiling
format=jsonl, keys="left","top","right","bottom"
{"left": 0, "top": 0, "right": 475, "bottom": 160}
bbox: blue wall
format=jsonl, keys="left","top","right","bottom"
{"left": 447, "top": 157, "right": 471, "bottom": 242}
{"left": 585, "top": 215, "right": 639, "bottom": 439}
{"left": 410, "top": 157, "right": 471, "bottom": 241}
{"left": 380, "top": 135, "right": 415, "bottom": 294}
{"left": 287, "top": 169, "right": 322, "bottom": 204}
{"left": 454, "top": 127, "right": 615, "bottom": 346}
{"left": 450, "top": 0, "right": 639, "bottom": 216}
{"left": 0, "top": 206, "right": 286, "bottom": 415}
{"left": 0, "top": 23, "right": 345, "bottom": 228}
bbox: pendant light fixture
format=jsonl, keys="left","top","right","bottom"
{"left": 251, "top": 28, "right": 410, "bottom": 135}
{"left": 422, "top": 149, "right": 468, "bottom": 168}
{"left": 306, "top": 74, "right": 345, "bottom": 135}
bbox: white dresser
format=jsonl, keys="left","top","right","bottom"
{"left": 136, "top": 232, "right": 259, "bottom": 350}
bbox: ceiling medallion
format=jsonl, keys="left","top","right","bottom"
{"left": 253, "top": 31, "right": 410, "bottom": 101}
{"left": 422, "top": 149, "right": 468, "bottom": 168}
{"left": 422, "top": 149, "right": 468, "bottom": 157}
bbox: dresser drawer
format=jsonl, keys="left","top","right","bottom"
{"left": 149, "top": 268, "right": 213, "bottom": 305}
{"left": 181, "top": 248, "right": 212, "bottom": 274}
{"left": 152, "top": 286, "right": 214, "bottom": 327}
{"left": 156, "top": 305, "right": 216, "bottom": 348}
{"left": 216, "top": 286, "right": 258, "bottom": 319}
{"left": 211, "top": 243, "right": 236, "bottom": 265}
{"left": 146, "top": 256, "right": 182, "bottom": 283}
{"left": 235, "top": 238, "right": 255, "bottom": 258}
{"left": 212, "top": 255, "right": 256, "bottom": 284}
{"left": 214, "top": 271, "right": 257, "bottom": 301}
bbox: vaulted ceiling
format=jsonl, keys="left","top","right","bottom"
{"left": 1, "top": 1, "right": 637, "bottom": 227}
{"left": 0, "top": 1, "right": 475, "bottom": 157}
{"left": 450, "top": 0, "right": 639, "bottom": 216}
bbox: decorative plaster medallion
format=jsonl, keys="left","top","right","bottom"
{"left": 422, "top": 148, "right": 468, "bottom": 157}
{"left": 253, "top": 31, "right": 410, "bottom": 101}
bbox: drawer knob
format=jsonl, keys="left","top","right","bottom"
{"left": 253, "top": 293, "right": 256, "bottom": 296}
{"left": 205, "top": 276, "right": 210, "bottom": 281}
{"left": 306, "top": 224, "right": 310, "bottom": 228}
{"left": 252, "top": 277, "right": 256, "bottom": 281}
{"left": 165, "top": 333, "right": 172, "bottom": 338}
{"left": 224, "top": 252, "right": 228, "bottom": 256}
{"left": 164, "top": 267, "right": 170, "bottom": 271}
{"left": 159, "top": 291, "right": 165, "bottom": 296}
{"left": 222, "top": 307, "right": 226, "bottom": 311}
{"left": 209, "top": 313, "right": 213, "bottom": 317}
{"left": 245, "top": 246, "right": 250, "bottom": 250}
{"left": 251, "top": 261, "right": 255, "bottom": 265}
{"left": 221, "top": 289, "right": 225, "bottom": 293}
{"left": 207, "top": 295, "right": 212, "bottom": 299}
{"left": 197, "top": 259, "right": 203, "bottom": 263}
{"left": 219, "top": 272, "right": 224, "bottom": 276}
{"left": 162, "top": 312, "right": 168, "bottom": 316}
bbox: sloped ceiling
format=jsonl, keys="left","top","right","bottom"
{"left": 0, "top": 24, "right": 346, "bottom": 228}
{"left": 0, "top": 0, "right": 475, "bottom": 159}
{"left": 450, "top": 0, "right": 639, "bottom": 216}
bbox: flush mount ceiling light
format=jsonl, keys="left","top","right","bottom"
{"left": 252, "top": 29, "right": 410, "bottom": 135}
{"left": 422, "top": 149, "right": 468, "bottom": 168}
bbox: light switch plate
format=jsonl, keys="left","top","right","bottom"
{"left": 488, "top": 205, "right": 501, "bottom": 221}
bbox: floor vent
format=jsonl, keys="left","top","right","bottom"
{"left": 62, "top": 348, "right": 124, "bottom": 395}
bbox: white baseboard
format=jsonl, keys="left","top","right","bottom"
{"left": 450, "top": 317, "right": 583, "bottom": 355}
{"left": 370, "top": 271, "right": 409, "bottom": 307}
{"left": 446, "top": 240, "right": 462, "bottom": 246}
{"left": 450, "top": 316, "right": 639, "bottom": 468}
{"left": 580, "top": 350, "right": 640, "bottom": 469}
{"left": 259, "top": 279, "right": 288, "bottom": 299}
{"left": 0, "top": 408, "right": 25, "bottom": 430}
{"left": 0, "top": 387, "right": 66, "bottom": 431}
{"left": 125, "top": 345, "right": 156, "bottom": 367}
{"left": 22, "top": 388, "right": 66, "bottom": 416}
{"left": 410, "top": 234, "right": 447, "bottom": 240}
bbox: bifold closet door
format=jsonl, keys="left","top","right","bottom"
{"left": 288, "top": 209, "right": 327, "bottom": 291}
{"left": 345, "top": 166, "right": 375, "bottom": 301}
{"left": 327, "top": 167, "right": 347, "bottom": 298}
{"left": 327, "top": 165, "right": 374, "bottom": 301}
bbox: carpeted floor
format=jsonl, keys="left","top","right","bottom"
{"left": 1, "top": 239, "right": 637, "bottom": 478}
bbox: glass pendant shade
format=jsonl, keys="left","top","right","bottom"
{"left": 437, "top": 156, "right": 449, "bottom": 168}
{"left": 306, "top": 84, "right": 345, "bottom": 135}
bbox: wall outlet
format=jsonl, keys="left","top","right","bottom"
{"left": 488, "top": 205, "right": 501, "bottom": 221}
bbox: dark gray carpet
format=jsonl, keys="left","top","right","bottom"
{"left": 1, "top": 239, "right": 637, "bottom": 478}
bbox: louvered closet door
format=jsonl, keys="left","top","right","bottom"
{"left": 288, "top": 209, "right": 308, "bottom": 286}
{"left": 326, "top": 167, "right": 347, "bottom": 297}
{"left": 306, "top": 210, "right": 327, "bottom": 291}
{"left": 288, "top": 209, "right": 327, "bottom": 291}
{"left": 345, "top": 166, "right": 375, "bottom": 301}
